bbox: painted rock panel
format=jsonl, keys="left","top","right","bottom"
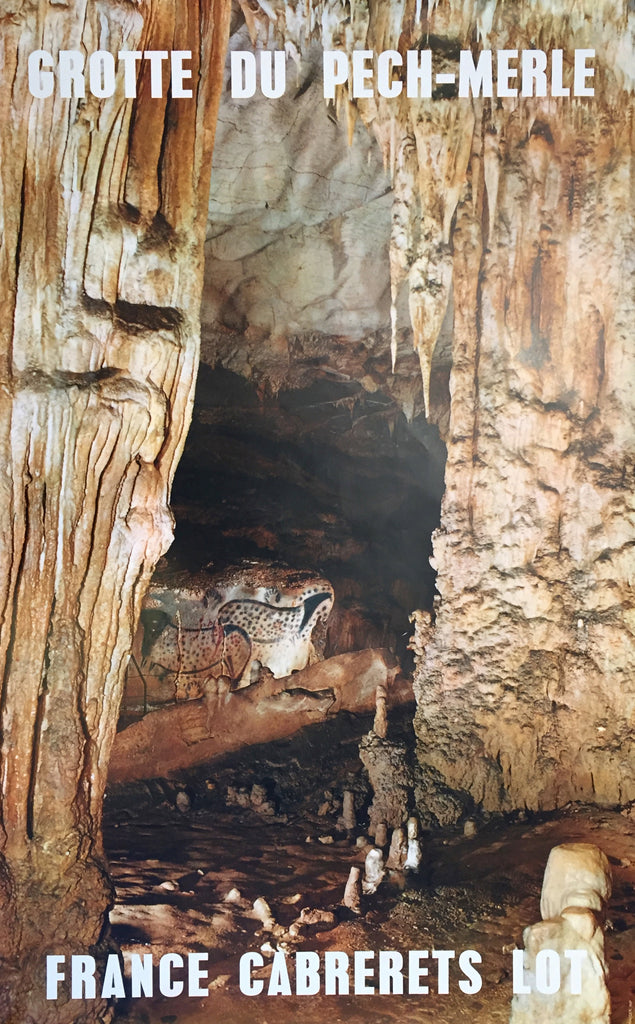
{"left": 124, "top": 564, "right": 334, "bottom": 715}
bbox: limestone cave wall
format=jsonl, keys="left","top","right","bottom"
{"left": 170, "top": 27, "right": 448, "bottom": 657}
{"left": 195, "top": 0, "right": 635, "bottom": 818}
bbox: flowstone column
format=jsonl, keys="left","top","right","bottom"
{"left": 410, "top": 7, "right": 635, "bottom": 818}
{"left": 0, "top": 3, "right": 230, "bottom": 1021}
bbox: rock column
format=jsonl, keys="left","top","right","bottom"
{"left": 0, "top": 3, "right": 231, "bottom": 1021}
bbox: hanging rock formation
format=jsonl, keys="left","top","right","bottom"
{"left": 211, "top": 1, "right": 635, "bottom": 816}
{"left": 402, "top": 4, "right": 635, "bottom": 815}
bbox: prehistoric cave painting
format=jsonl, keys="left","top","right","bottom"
{"left": 138, "top": 614, "right": 252, "bottom": 697}
{"left": 124, "top": 566, "right": 334, "bottom": 713}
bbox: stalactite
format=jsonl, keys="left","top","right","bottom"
{"left": 272, "top": 0, "right": 635, "bottom": 816}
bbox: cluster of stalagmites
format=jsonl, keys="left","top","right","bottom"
{"left": 341, "top": 813, "right": 424, "bottom": 911}
{"left": 229, "top": 810, "right": 426, "bottom": 959}
{"left": 340, "top": 691, "right": 424, "bottom": 909}
{"left": 240, "top": 835, "right": 613, "bottom": 1021}
{"left": 219, "top": 698, "right": 427, "bottom": 954}
{"left": 207, "top": 696, "right": 477, "bottom": 960}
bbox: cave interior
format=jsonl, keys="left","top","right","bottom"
{"left": 105, "top": 13, "right": 635, "bottom": 1024}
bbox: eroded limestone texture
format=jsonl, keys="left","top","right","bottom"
{"left": 198, "top": 0, "right": 635, "bottom": 818}
{"left": 0, "top": 2, "right": 231, "bottom": 1020}
{"left": 359, "top": 732, "right": 413, "bottom": 832}
{"left": 408, "top": 5, "right": 635, "bottom": 809}
{"left": 407, "top": 13, "right": 634, "bottom": 816}
{"left": 272, "top": 0, "right": 635, "bottom": 817}
{"left": 111, "top": 648, "right": 412, "bottom": 783}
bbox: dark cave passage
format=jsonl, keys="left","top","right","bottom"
{"left": 167, "top": 361, "right": 447, "bottom": 663}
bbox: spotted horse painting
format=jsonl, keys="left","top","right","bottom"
{"left": 122, "top": 563, "right": 335, "bottom": 720}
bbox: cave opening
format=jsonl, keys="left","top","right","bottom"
{"left": 161, "top": 24, "right": 452, "bottom": 675}
{"left": 104, "top": 19, "right": 464, "bottom": 1011}
{"left": 166, "top": 357, "right": 447, "bottom": 665}
{"left": 117, "top": 27, "right": 454, "bottom": 730}
{"left": 2, "top": 2, "right": 633, "bottom": 1021}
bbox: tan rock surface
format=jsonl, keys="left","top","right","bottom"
{"left": 541, "top": 843, "right": 612, "bottom": 921}
{"left": 110, "top": 649, "right": 412, "bottom": 783}
{"left": 198, "top": 2, "right": 635, "bottom": 816}
{"left": 344, "top": 3, "right": 635, "bottom": 816}
{"left": 412, "top": 30, "right": 635, "bottom": 809}
{"left": 0, "top": 3, "right": 231, "bottom": 1020}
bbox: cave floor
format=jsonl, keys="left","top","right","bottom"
{"left": 105, "top": 802, "right": 635, "bottom": 1024}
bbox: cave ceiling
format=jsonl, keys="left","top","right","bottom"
{"left": 168, "top": 21, "right": 449, "bottom": 648}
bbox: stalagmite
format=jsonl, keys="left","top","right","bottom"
{"left": 404, "top": 836, "right": 423, "bottom": 873}
{"left": 540, "top": 843, "right": 612, "bottom": 922}
{"left": 386, "top": 826, "right": 408, "bottom": 870}
{"left": 374, "top": 821, "right": 389, "bottom": 848}
{"left": 176, "top": 791, "right": 191, "bottom": 814}
{"left": 358, "top": 732, "right": 413, "bottom": 834}
{"left": 342, "top": 866, "right": 363, "bottom": 913}
{"left": 404, "top": 815, "right": 423, "bottom": 872}
{"left": 341, "top": 790, "right": 357, "bottom": 831}
{"left": 363, "top": 848, "right": 386, "bottom": 894}
{"left": 510, "top": 843, "right": 611, "bottom": 1024}
{"left": 373, "top": 683, "right": 388, "bottom": 738}
{"left": 253, "top": 896, "right": 277, "bottom": 932}
{"left": 250, "top": 783, "right": 276, "bottom": 816}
